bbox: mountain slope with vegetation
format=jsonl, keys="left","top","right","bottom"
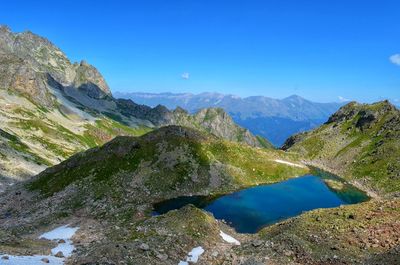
{"left": 1, "top": 125, "right": 399, "bottom": 265}
{"left": 0, "top": 25, "right": 270, "bottom": 186}
{"left": 283, "top": 100, "right": 400, "bottom": 196}
{"left": 235, "top": 101, "right": 400, "bottom": 265}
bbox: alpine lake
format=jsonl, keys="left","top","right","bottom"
{"left": 153, "top": 171, "right": 369, "bottom": 233}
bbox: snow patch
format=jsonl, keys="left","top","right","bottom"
{"left": 273, "top": 159, "right": 306, "bottom": 168}
{"left": 0, "top": 225, "right": 79, "bottom": 264}
{"left": 39, "top": 225, "right": 78, "bottom": 240}
{"left": 178, "top": 246, "right": 204, "bottom": 264}
{"left": 220, "top": 230, "right": 240, "bottom": 245}
{"left": 39, "top": 225, "right": 79, "bottom": 257}
{"left": 0, "top": 255, "right": 64, "bottom": 265}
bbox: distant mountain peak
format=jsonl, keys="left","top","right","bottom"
{"left": 282, "top": 94, "right": 307, "bottom": 102}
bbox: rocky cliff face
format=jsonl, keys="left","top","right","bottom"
{"left": 282, "top": 100, "right": 400, "bottom": 196}
{"left": 0, "top": 53, "right": 54, "bottom": 106}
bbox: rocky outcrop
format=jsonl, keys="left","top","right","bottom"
{"left": 190, "top": 108, "right": 272, "bottom": 148}
{"left": 281, "top": 132, "right": 306, "bottom": 150}
{"left": 71, "top": 60, "right": 111, "bottom": 99}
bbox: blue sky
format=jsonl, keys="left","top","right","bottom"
{"left": 1, "top": 0, "right": 400, "bottom": 103}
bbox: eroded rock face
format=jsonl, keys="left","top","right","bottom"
{"left": 0, "top": 54, "right": 54, "bottom": 106}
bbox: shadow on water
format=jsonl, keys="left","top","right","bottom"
{"left": 153, "top": 172, "right": 369, "bottom": 233}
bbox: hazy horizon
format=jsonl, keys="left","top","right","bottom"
{"left": 2, "top": 1, "right": 399, "bottom": 104}
{"left": 114, "top": 90, "right": 399, "bottom": 105}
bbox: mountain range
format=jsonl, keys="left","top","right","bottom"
{"left": 114, "top": 92, "right": 344, "bottom": 146}
{"left": 0, "top": 25, "right": 268, "bottom": 187}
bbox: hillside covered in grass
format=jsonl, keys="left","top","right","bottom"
{"left": 0, "top": 125, "right": 306, "bottom": 263}
{"left": 283, "top": 101, "right": 400, "bottom": 196}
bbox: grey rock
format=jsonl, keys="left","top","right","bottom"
{"left": 252, "top": 239, "right": 264, "bottom": 247}
{"left": 139, "top": 243, "right": 150, "bottom": 251}
{"left": 211, "top": 251, "right": 219, "bottom": 257}
{"left": 41, "top": 257, "right": 50, "bottom": 263}
{"left": 156, "top": 253, "right": 168, "bottom": 261}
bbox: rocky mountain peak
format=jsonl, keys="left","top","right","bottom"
{"left": 0, "top": 25, "right": 112, "bottom": 104}
{"left": 173, "top": 106, "right": 189, "bottom": 115}
{"left": 72, "top": 59, "right": 111, "bottom": 98}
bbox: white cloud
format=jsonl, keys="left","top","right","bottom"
{"left": 181, "top": 72, "right": 190, "bottom": 80}
{"left": 389, "top": 54, "right": 400, "bottom": 66}
{"left": 338, "top": 96, "right": 350, "bottom": 102}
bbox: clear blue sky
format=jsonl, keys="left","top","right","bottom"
{"left": 1, "top": 0, "right": 400, "bottom": 103}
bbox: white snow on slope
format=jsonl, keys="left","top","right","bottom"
{"left": 178, "top": 246, "right": 204, "bottom": 264}
{"left": 220, "top": 230, "right": 240, "bottom": 245}
{"left": 0, "top": 225, "right": 79, "bottom": 265}
{"left": 273, "top": 159, "right": 306, "bottom": 168}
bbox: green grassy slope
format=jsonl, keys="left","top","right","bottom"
{"left": 9, "top": 125, "right": 307, "bottom": 231}
{"left": 283, "top": 101, "right": 400, "bottom": 196}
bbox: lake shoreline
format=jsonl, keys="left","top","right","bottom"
{"left": 154, "top": 174, "right": 368, "bottom": 233}
{"left": 303, "top": 161, "right": 381, "bottom": 199}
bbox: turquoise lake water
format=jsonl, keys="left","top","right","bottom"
{"left": 153, "top": 175, "right": 369, "bottom": 233}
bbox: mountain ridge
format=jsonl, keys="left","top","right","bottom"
{"left": 114, "top": 91, "right": 343, "bottom": 120}
{"left": 282, "top": 100, "right": 400, "bottom": 196}
{"left": 114, "top": 91, "right": 345, "bottom": 146}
